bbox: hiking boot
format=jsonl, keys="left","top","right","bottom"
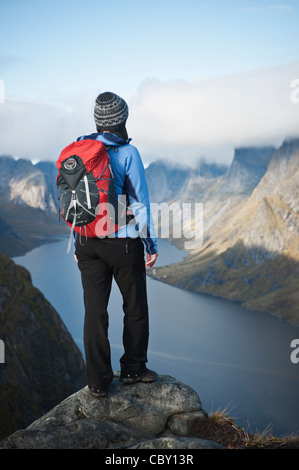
{"left": 88, "top": 385, "right": 108, "bottom": 398}
{"left": 120, "top": 368, "right": 158, "bottom": 384}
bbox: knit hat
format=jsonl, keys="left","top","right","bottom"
{"left": 94, "top": 92, "right": 129, "bottom": 141}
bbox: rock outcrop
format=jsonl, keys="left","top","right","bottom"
{"left": 0, "top": 375, "right": 225, "bottom": 450}
{"left": 0, "top": 156, "right": 58, "bottom": 214}
{"left": 0, "top": 253, "right": 86, "bottom": 440}
{"left": 219, "top": 146, "right": 275, "bottom": 195}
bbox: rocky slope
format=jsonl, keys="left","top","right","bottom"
{"left": 0, "top": 156, "right": 58, "bottom": 213}
{"left": 0, "top": 375, "right": 226, "bottom": 450}
{"left": 0, "top": 253, "right": 86, "bottom": 440}
{"left": 0, "top": 156, "right": 67, "bottom": 257}
{"left": 147, "top": 139, "right": 299, "bottom": 325}
{"left": 218, "top": 146, "right": 275, "bottom": 195}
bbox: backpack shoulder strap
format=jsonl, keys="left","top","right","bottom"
{"left": 105, "top": 145, "right": 118, "bottom": 153}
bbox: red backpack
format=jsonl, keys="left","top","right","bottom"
{"left": 56, "top": 139, "right": 122, "bottom": 252}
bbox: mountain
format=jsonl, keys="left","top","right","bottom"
{"left": 145, "top": 158, "right": 229, "bottom": 244}
{"left": 0, "top": 156, "right": 67, "bottom": 256}
{"left": 218, "top": 146, "right": 275, "bottom": 195}
{"left": 146, "top": 158, "right": 228, "bottom": 204}
{"left": 145, "top": 160, "right": 192, "bottom": 203}
{"left": 146, "top": 145, "right": 275, "bottom": 248}
{"left": 147, "top": 139, "right": 299, "bottom": 325}
{"left": 0, "top": 252, "right": 86, "bottom": 440}
{"left": 194, "top": 158, "right": 228, "bottom": 179}
{"left": 0, "top": 156, "right": 59, "bottom": 213}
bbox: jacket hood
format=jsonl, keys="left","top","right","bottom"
{"left": 76, "top": 132, "right": 131, "bottom": 147}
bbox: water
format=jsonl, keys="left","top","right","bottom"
{"left": 13, "top": 237, "right": 299, "bottom": 437}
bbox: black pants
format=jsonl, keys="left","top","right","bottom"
{"left": 75, "top": 236, "right": 149, "bottom": 390}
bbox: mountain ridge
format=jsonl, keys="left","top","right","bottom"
{"left": 146, "top": 138, "right": 299, "bottom": 325}
{"left": 1, "top": 138, "right": 298, "bottom": 324}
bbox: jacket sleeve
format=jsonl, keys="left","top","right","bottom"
{"left": 124, "top": 145, "right": 158, "bottom": 255}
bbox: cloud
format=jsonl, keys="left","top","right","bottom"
{"left": 0, "top": 61, "right": 298, "bottom": 166}
{"left": 0, "top": 96, "right": 95, "bottom": 161}
{"left": 128, "top": 62, "right": 299, "bottom": 164}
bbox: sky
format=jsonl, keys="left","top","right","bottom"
{"left": 0, "top": 0, "right": 299, "bottom": 166}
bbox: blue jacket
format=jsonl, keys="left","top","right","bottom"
{"left": 76, "top": 132, "right": 158, "bottom": 255}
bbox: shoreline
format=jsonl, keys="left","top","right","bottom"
{"left": 147, "top": 269, "right": 299, "bottom": 329}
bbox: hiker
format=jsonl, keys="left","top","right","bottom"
{"left": 74, "top": 92, "right": 159, "bottom": 397}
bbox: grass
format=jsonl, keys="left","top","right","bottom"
{"left": 189, "top": 405, "right": 299, "bottom": 449}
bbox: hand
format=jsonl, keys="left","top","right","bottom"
{"left": 145, "top": 252, "right": 159, "bottom": 269}
{"left": 74, "top": 254, "right": 78, "bottom": 262}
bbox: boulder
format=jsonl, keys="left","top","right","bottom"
{"left": 0, "top": 375, "right": 226, "bottom": 449}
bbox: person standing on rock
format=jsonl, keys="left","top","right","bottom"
{"left": 74, "top": 92, "right": 159, "bottom": 397}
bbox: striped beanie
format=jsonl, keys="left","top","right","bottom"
{"left": 94, "top": 92, "right": 129, "bottom": 141}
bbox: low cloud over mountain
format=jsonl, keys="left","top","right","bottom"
{"left": 0, "top": 61, "right": 298, "bottom": 165}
